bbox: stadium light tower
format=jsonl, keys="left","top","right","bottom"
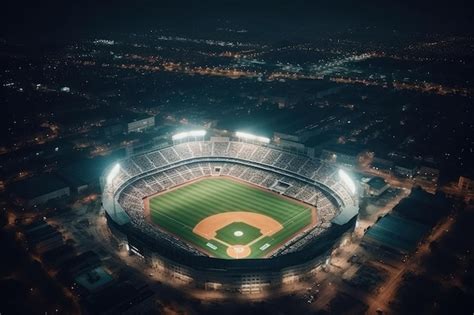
{"left": 235, "top": 131, "right": 270, "bottom": 144}
{"left": 338, "top": 169, "right": 356, "bottom": 195}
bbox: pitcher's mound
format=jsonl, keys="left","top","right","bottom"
{"left": 227, "top": 245, "right": 251, "bottom": 259}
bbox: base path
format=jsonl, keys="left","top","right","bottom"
{"left": 193, "top": 211, "right": 283, "bottom": 240}
{"left": 143, "top": 176, "right": 318, "bottom": 259}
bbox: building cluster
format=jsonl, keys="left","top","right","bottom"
{"left": 362, "top": 188, "right": 452, "bottom": 260}
{"left": 20, "top": 218, "right": 156, "bottom": 314}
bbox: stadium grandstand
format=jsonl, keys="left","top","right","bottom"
{"left": 101, "top": 130, "right": 359, "bottom": 293}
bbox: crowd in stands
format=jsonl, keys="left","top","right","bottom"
{"left": 112, "top": 141, "right": 356, "bottom": 206}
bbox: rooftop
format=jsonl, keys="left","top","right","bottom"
{"left": 365, "top": 214, "right": 430, "bottom": 253}
{"left": 367, "top": 177, "right": 388, "bottom": 190}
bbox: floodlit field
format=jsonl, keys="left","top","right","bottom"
{"left": 147, "top": 177, "right": 314, "bottom": 259}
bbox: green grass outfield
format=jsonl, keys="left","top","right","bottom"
{"left": 149, "top": 177, "right": 312, "bottom": 259}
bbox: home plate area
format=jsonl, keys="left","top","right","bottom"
{"left": 226, "top": 245, "right": 251, "bottom": 259}
{"left": 193, "top": 211, "right": 284, "bottom": 259}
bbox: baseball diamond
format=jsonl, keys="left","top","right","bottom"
{"left": 215, "top": 222, "right": 263, "bottom": 245}
{"left": 145, "top": 177, "right": 315, "bottom": 259}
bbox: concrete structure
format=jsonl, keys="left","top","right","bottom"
{"left": 363, "top": 214, "right": 429, "bottom": 254}
{"left": 362, "top": 177, "right": 390, "bottom": 197}
{"left": 415, "top": 166, "right": 440, "bottom": 193}
{"left": 370, "top": 157, "right": 394, "bottom": 174}
{"left": 417, "top": 166, "right": 440, "bottom": 182}
{"left": 273, "top": 132, "right": 301, "bottom": 143}
{"left": 101, "top": 132, "right": 359, "bottom": 293}
{"left": 458, "top": 176, "right": 474, "bottom": 192}
{"left": 127, "top": 115, "right": 155, "bottom": 133}
{"left": 394, "top": 160, "right": 418, "bottom": 178}
{"left": 321, "top": 146, "right": 361, "bottom": 169}
{"left": 278, "top": 139, "right": 306, "bottom": 151}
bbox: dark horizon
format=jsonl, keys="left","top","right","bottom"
{"left": 2, "top": 0, "right": 474, "bottom": 39}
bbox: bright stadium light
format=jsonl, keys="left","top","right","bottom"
{"left": 188, "top": 130, "right": 206, "bottom": 137}
{"left": 338, "top": 169, "right": 356, "bottom": 195}
{"left": 172, "top": 130, "right": 206, "bottom": 141}
{"left": 172, "top": 132, "right": 188, "bottom": 141}
{"left": 107, "top": 163, "right": 121, "bottom": 184}
{"left": 235, "top": 131, "right": 270, "bottom": 144}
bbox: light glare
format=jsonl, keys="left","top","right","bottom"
{"left": 235, "top": 131, "right": 270, "bottom": 143}
{"left": 107, "top": 163, "right": 121, "bottom": 184}
{"left": 172, "top": 130, "right": 206, "bottom": 140}
{"left": 338, "top": 169, "right": 356, "bottom": 194}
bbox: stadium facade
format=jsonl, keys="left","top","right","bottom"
{"left": 101, "top": 130, "right": 359, "bottom": 293}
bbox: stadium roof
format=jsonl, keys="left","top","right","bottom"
{"left": 367, "top": 177, "right": 388, "bottom": 190}
{"left": 364, "top": 214, "right": 430, "bottom": 253}
{"left": 332, "top": 205, "right": 359, "bottom": 225}
{"left": 322, "top": 144, "right": 362, "bottom": 156}
{"left": 125, "top": 111, "right": 154, "bottom": 122}
{"left": 75, "top": 267, "right": 113, "bottom": 293}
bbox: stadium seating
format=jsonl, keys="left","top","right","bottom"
{"left": 106, "top": 139, "right": 358, "bottom": 257}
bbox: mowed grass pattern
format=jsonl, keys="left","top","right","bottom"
{"left": 149, "top": 177, "right": 312, "bottom": 259}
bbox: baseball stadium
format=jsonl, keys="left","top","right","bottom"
{"left": 101, "top": 130, "right": 359, "bottom": 293}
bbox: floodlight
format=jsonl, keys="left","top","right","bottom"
{"left": 235, "top": 131, "right": 270, "bottom": 144}
{"left": 188, "top": 130, "right": 206, "bottom": 137}
{"left": 172, "top": 132, "right": 187, "bottom": 141}
{"left": 107, "top": 163, "right": 121, "bottom": 184}
{"left": 172, "top": 130, "right": 206, "bottom": 141}
{"left": 338, "top": 169, "right": 356, "bottom": 194}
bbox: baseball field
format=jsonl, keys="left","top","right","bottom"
{"left": 146, "top": 177, "right": 315, "bottom": 259}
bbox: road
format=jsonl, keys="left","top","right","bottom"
{"left": 43, "top": 169, "right": 454, "bottom": 314}
{"left": 365, "top": 215, "right": 454, "bottom": 314}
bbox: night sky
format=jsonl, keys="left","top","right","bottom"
{"left": 2, "top": 0, "right": 474, "bottom": 39}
